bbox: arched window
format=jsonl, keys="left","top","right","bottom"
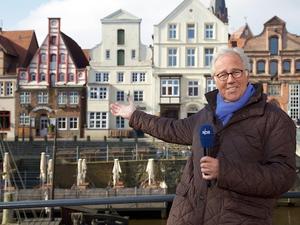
{"left": 39, "top": 72, "right": 46, "bottom": 81}
{"left": 117, "top": 50, "right": 125, "bottom": 66}
{"left": 58, "top": 73, "right": 65, "bottom": 82}
{"left": 40, "top": 53, "right": 46, "bottom": 64}
{"left": 270, "top": 60, "right": 278, "bottom": 76}
{"left": 20, "top": 72, "right": 27, "bottom": 80}
{"left": 269, "top": 36, "right": 278, "bottom": 55}
{"left": 60, "top": 53, "right": 65, "bottom": 64}
{"left": 282, "top": 60, "right": 291, "bottom": 73}
{"left": 296, "top": 59, "right": 300, "bottom": 73}
{"left": 257, "top": 60, "right": 265, "bottom": 74}
{"left": 50, "top": 54, "right": 57, "bottom": 69}
{"left": 30, "top": 72, "right": 36, "bottom": 81}
{"left": 68, "top": 73, "right": 74, "bottom": 82}
{"left": 117, "top": 29, "right": 125, "bottom": 45}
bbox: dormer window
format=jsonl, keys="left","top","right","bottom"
{"left": 269, "top": 36, "right": 278, "bottom": 55}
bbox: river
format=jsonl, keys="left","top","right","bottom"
{"left": 129, "top": 206, "right": 300, "bottom": 225}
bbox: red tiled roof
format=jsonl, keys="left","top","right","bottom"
{"left": 0, "top": 35, "right": 18, "bottom": 56}
{"left": 60, "top": 32, "right": 89, "bottom": 68}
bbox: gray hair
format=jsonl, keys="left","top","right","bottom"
{"left": 211, "top": 47, "right": 250, "bottom": 75}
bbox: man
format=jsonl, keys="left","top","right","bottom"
{"left": 110, "top": 47, "right": 296, "bottom": 225}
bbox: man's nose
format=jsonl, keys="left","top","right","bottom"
{"left": 226, "top": 74, "right": 235, "bottom": 83}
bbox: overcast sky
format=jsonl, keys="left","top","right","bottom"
{"left": 0, "top": 0, "right": 299, "bottom": 49}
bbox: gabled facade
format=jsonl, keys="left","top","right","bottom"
{"left": 243, "top": 16, "right": 300, "bottom": 119}
{"left": 153, "top": 0, "right": 228, "bottom": 119}
{"left": 87, "top": 9, "right": 153, "bottom": 138}
{"left": 229, "top": 23, "right": 253, "bottom": 48}
{"left": 0, "top": 29, "right": 38, "bottom": 139}
{"left": 16, "top": 18, "right": 89, "bottom": 139}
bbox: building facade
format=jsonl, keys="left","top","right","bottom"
{"left": 0, "top": 29, "right": 38, "bottom": 139}
{"left": 16, "top": 18, "right": 89, "bottom": 139}
{"left": 240, "top": 16, "right": 300, "bottom": 119}
{"left": 153, "top": 0, "right": 228, "bottom": 119}
{"left": 86, "top": 10, "right": 153, "bottom": 138}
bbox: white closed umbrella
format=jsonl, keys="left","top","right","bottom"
{"left": 112, "top": 159, "right": 122, "bottom": 187}
{"left": 146, "top": 158, "right": 155, "bottom": 186}
{"left": 47, "top": 159, "right": 53, "bottom": 185}
{"left": 77, "top": 159, "right": 82, "bottom": 186}
{"left": 40, "top": 152, "right": 47, "bottom": 184}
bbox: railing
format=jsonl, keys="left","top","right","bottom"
{"left": 0, "top": 193, "right": 299, "bottom": 209}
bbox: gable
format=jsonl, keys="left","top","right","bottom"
{"left": 264, "top": 16, "right": 286, "bottom": 27}
{"left": 101, "top": 9, "right": 141, "bottom": 23}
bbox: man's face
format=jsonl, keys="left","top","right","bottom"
{"left": 213, "top": 53, "right": 249, "bottom": 102}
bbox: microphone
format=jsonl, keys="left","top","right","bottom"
{"left": 199, "top": 124, "right": 214, "bottom": 187}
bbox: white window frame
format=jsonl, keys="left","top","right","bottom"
{"left": 58, "top": 92, "right": 67, "bottom": 105}
{"left": 186, "top": 48, "right": 195, "bottom": 67}
{"left": 204, "top": 48, "right": 214, "bottom": 67}
{"left": 206, "top": 77, "right": 216, "bottom": 92}
{"left": 89, "top": 87, "right": 98, "bottom": 99}
{"left": 57, "top": 117, "right": 67, "bottom": 130}
{"left": 30, "top": 72, "right": 36, "bottom": 81}
{"left": 188, "top": 81, "right": 199, "bottom": 97}
{"left": 69, "top": 117, "right": 79, "bottom": 130}
{"left": 161, "top": 79, "right": 179, "bottom": 97}
{"left": 133, "top": 90, "right": 144, "bottom": 102}
{"left": 168, "top": 48, "right": 177, "bottom": 67}
{"left": 205, "top": 24, "right": 214, "bottom": 39}
{"left": 5, "top": 82, "right": 13, "bottom": 96}
{"left": 40, "top": 73, "right": 46, "bottom": 81}
{"left": 69, "top": 92, "right": 79, "bottom": 104}
{"left": 132, "top": 72, "right": 146, "bottom": 83}
{"left": 168, "top": 24, "right": 177, "bottom": 39}
{"left": 0, "top": 82, "right": 3, "bottom": 96}
{"left": 38, "top": 92, "right": 48, "bottom": 104}
{"left": 116, "top": 91, "right": 125, "bottom": 101}
{"left": 187, "top": 24, "right": 195, "bottom": 40}
{"left": 116, "top": 116, "right": 125, "bottom": 129}
{"left": 117, "top": 72, "right": 124, "bottom": 83}
{"left": 289, "top": 84, "right": 300, "bottom": 120}
{"left": 99, "top": 87, "right": 108, "bottom": 99}
{"left": 95, "top": 72, "right": 109, "bottom": 82}
{"left": 19, "top": 113, "right": 30, "bottom": 125}
{"left": 88, "top": 112, "right": 108, "bottom": 129}
{"left": 20, "top": 92, "right": 30, "bottom": 104}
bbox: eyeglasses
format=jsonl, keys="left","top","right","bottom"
{"left": 214, "top": 69, "right": 244, "bottom": 81}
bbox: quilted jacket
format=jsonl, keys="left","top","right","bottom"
{"left": 129, "top": 83, "right": 296, "bottom": 225}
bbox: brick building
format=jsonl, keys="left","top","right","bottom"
{"left": 0, "top": 29, "right": 38, "bottom": 139}
{"left": 16, "top": 18, "right": 89, "bottom": 139}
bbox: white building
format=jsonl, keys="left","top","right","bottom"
{"left": 153, "top": 0, "right": 228, "bottom": 119}
{"left": 86, "top": 9, "right": 153, "bottom": 138}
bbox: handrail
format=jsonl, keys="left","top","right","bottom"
{"left": 0, "top": 192, "right": 299, "bottom": 209}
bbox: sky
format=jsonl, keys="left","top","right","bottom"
{"left": 0, "top": 0, "right": 299, "bottom": 49}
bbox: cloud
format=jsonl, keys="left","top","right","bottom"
{"left": 16, "top": 0, "right": 299, "bottom": 49}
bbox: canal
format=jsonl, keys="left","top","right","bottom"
{"left": 129, "top": 206, "right": 300, "bottom": 225}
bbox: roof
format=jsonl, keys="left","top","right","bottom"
{"left": 264, "top": 16, "right": 286, "bottom": 27}
{"left": 101, "top": 9, "right": 141, "bottom": 23}
{"left": 0, "top": 35, "right": 18, "bottom": 56}
{"left": 0, "top": 30, "right": 38, "bottom": 67}
{"left": 230, "top": 23, "right": 253, "bottom": 40}
{"left": 60, "top": 32, "right": 89, "bottom": 68}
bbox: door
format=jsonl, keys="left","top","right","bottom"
{"left": 40, "top": 117, "right": 48, "bottom": 137}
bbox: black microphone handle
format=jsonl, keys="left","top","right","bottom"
{"left": 203, "top": 147, "right": 211, "bottom": 188}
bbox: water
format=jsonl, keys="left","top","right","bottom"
{"left": 129, "top": 207, "right": 300, "bottom": 225}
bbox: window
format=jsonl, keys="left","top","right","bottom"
{"left": 58, "top": 92, "right": 67, "bottom": 104}
{"left": 50, "top": 36, "right": 57, "bottom": 45}
{"left": 117, "top": 50, "right": 125, "bottom": 66}
{"left": 19, "top": 113, "right": 30, "bottom": 125}
{"left": 205, "top": 24, "right": 214, "bottom": 39}
{"left": 90, "top": 87, "right": 98, "bottom": 99}
{"left": 270, "top": 60, "right": 278, "bottom": 76}
{"left": 60, "top": 53, "right": 66, "bottom": 64}
{"left": 68, "top": 73, "right": 75, "bottom": 82}
{"left": 30, "top": 73, "right": 36, "bottom": 81}
{"left": 187, "top": 48, "right": 195, "bottom": 67}
{"left": 39, "top": 73, "right": 46, "bottom": 81}
{"left": 116, "top": 116, "right": 125, "bottom": 129}
{"left": 296, "top": 60, "right": 300, "bottom": 73}
{"left": 289, "top": 84, "right": 300, "bottom": 119}
{"left": 50, "top": 54, "right": 56, "bottom": 69}
{"left": 20, "top": 72, "right": 27, "bottom": 80}
{"left": 133, "top": 91, "right": 144, "bottom": 102}
{"left": 117, "top": 29, "right": 125, "bottom": 45}
{"left": 38, "top": 92, "right": 48, "bottom": 104}
{"left": 40, "top": 53, "right": 46, "bottom": 63}
{"left": 89, "top": 87, "right": 107, "bottom": 100}
{"left": 188, "top": 81, "right": 198, "bottom": 96}
{"left": 99, "top": 87, "right": 108, "bottom": 99}
{"left": 20, "top": 92, "right": 30, "bottom": 104}
{"left": 282, "top": 60, "right": 291, "bottom": 73}
{"left": 95, "top": 72, "right": 109, "bottom": 82}
{"left": 204, "top": 48, "right": 214, "bottom": 67}
{"left": 168, "top": 24, "right": 177, "bottom": 39}
{"left": 257, "top": 60, "right": 265, "bottom": 74}
{"left": 117, "top": 72, "right": 124, "bottom": 83}
{"left": 5, "top": 82, "right": 13, "bottom": 96}
{"left": 88, "top": 112, "right": 108, "bottom": 129}
{"left": 116, "top": 91, "right": 125, "bottom": 101}
{"left": 268, "top": 84, "right": 280, "bottom": 96}
{"left": 58, "top": 73, "right": 65, "bottom": 82}
{"left": 161, "top": 79, "right": 179, "bottom": 96}
{"left": 69, "top": 117, "right": 78, "bottom": 130}
{"left": 168, "top": 48, "right": 177, "bottom": 67}
{"left": 131, "top": 50, "right": 136, "bottom": 59}
{"left": 0, "top": 82, "right": 3, "bottom": 96}
{"left": 69, "top": 92, "right": 79, "bottom": 104}
{"left": 0, "top": 111, "right": 10, "bottom": 130}
{"left": 231, "top": 41, "right": 237, "bottom": 47}
{"left": 105, "top": 50, "right": 110, "bottom": 59}
{"left": 132, "top": 72, "right": 146, "bottom": 82}
{"left": 269, "top": 36, "right": 278, "bottom": 55}
{"left": 249, "top": 60, "right": 253, "bottom": 73}
{"left": 206, "top": 77, "right": 216, "bottom": 92}
{"left": 58, "top": 117, "right": 67, "bottom": 130}
{"left": 187, "top": 24, "right": 195, "bottom": 39}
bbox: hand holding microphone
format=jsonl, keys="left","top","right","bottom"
{"left": 199, "top": 125, "right": 219, "bottom": 186}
